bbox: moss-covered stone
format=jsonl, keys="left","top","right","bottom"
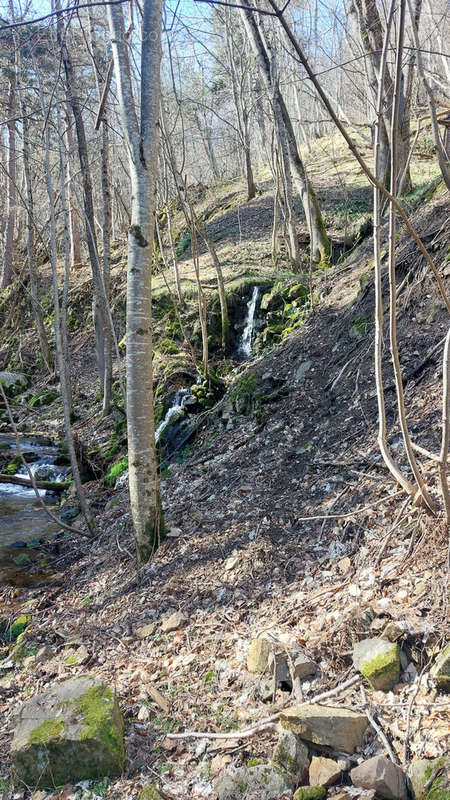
{"left": 353, "top": 638, "right": 400, "bottom": 691}
{"left": 9, "top": 615, "right": 31, "bottom": 641}
{"left": 294, "top": 786, "right": 327, "bottom": 800}
{"left": 11, "top": 675, "right": 125, "bottom": 788}
{"left": 431, "top": 644, "right": 450, "bottom": 693}
{"left": 138, "top": 786, "right": 167, "bottom": 800}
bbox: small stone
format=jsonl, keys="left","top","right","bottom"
{"left": 247, "top": 638, "right": 271, "bottom": 673}
{"left": 64, "top": 644, "right": 88, "bottom": 666}
{"left": 381, "top": 621, "right": 406, "bottom": 642}
{"left": 353, "top": 638, "right": 400, "bottom": 691}
{"left": 225, "top": 555, "right": 239, "bottom": 571}
{"left": 309, "top": 756, "right": 341, "bottom": 787}
{"left": 272, "top": 730, "right": 309, "bottom": 776}
{"left": 214, "top": 763, "right": 294, "bottom": 800}
{"left": 350, "top": 755, "right": 407, "bottom": 800}
{"left": 166, "top": 527, "right": 182, "bottom": 538}
{"left": 210, "top": 754, "right": 232, "bottom": 776}
{"left": 294, "top": 787, "right": 327, "bottom": 800}
{"left": 430, "top": 643, "right": 450, "bottom": 692}
{"left": 11, "top": 675, "right": 124, "bottom": 788}
{"left": 161, "top": 611, "right": 188, "bottom": 633}
{"left": 280, "top": 704, "right": 367, "bottom": 753}
{"left": 337, "top": 557, "right": 351, "bottom": 574}
{"left": 135, "top": 623, "right": 155, "bottom": 639}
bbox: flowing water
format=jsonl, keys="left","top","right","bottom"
{"left": 237, "top": 286, "right": 260, "bottom": 360}
{"left": 155, "top": 388, "right": 192, "bottom": 444}
{"left": 0, "top": 434, "right": 63, "bottom": 584}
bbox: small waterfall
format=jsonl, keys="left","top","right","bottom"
{"left": 155, "top": 388, "right": 191, "bottom": 444}
{"left": 237, "top": 286, "right": 260, "bottom": 360}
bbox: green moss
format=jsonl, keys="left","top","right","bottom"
{"left": 424, "top": 758, "right": 450, "bottom": 800}
{"left": 29, "top": 719, "right": 65, "bottom": 745}
{"left": 9, "top": 615, "right": 31, "bottom": 640}
{"left": 28, "top": 390, "right": 57, "bottom": 408}
{"left": 361, "top": 645, "right": 400, "bottom": 690}
{"left": 294, "top": 787, "right": 327, "bottom": 800}
{"left": 138, "top": 786, "right": 166, "bottom": 800}
{"left": 105, "top": 457, "right": 128, "bottom": 487}
{"left": 248, "top": 758, "right": 262, "bottom": 767}
{"left": 4, "top": 455, "right": 22, "bottom": 474}
{"left": 76, "top": 686, "right": 124, "bottom": 762}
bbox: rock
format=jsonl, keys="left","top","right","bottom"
{"left": 309, "top": 756, "right": 341, "bottom": 787}
{"left": 353, "top": 638, "right": 400, "bottom": 691}
{"left": 9, "top": 615, "right": 31, "bottom": 640}
{"left": 63, "top": 644, "right": 89, "bottom": 666}
{"left": 34, "top": 464, "right": 59, "bottom": 482}
{"left": 293, "top": 361, "right": 312, "bottom": 383}
{"left": 138, "top": 786, "right": 167, "bottom": 800}
{"left": 11, "top": 675, "right": 125, "bottom": 788}
{"left": 337, "top": 556, "right": 351, "bottom": 574}
{"left": 247, "top": 637, "right": 271, "bottom": 673}
{"left": 214, "top": 764, "right": 293, "bottom": 800}
{"left": 381, "top": 621, "right": 406, "bottom": 642}
{"left": 430, "top": 643, "right": 450, "bottom": 692}
{"left": 161, "top": 611, "right": 188, "bottom": 633}
{"left": 0, "top": 371, "right": 27, "bottom": 392}
{"left": 294, "top": 787, "right": 327, "bottom": 800}
{"left": 408, "top": 757, "right": 450, "bottom": 800}
{"left": 350, "top": 756, "right": 407, "bottom": 800}
{"left": 280, "top": 704, "right": 367, "bottom": 754}
{"left": 272, "top": 730, "right": 309, "bottom": 776}
{"left": 135, "top": 623, "right": 155, "bottom": 639}
{"left": 247, "top": 635, "right": 316, "bottom": 683}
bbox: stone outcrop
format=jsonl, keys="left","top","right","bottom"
{"left": 272, "top": 730, "right": 309, "bottom": 776}
{"left": 280, "top": 704, "right": 367, "bottom": 753}
{"left": 11, "top": 675, "right": 125, "bottom": 788}
{"left": 430, "top": 643, "right": 450, "bottom": 692}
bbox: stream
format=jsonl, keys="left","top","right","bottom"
{"left": 0, "top": 435, "right": 64, "bottom": 585}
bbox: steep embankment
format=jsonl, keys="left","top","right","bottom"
{"left": 0, "top": 166, "right": 449, "bottom": 799}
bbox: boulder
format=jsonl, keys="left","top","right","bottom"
{"left": 430, "top": 643, "right": 450, "bottom": 692}
{"left": 138, "top": 786, "right": 167, "bottom": 800}
{"left": 11, "top": 675, "right": 124, "bottom": 788}
{"left": 272, "top": 730, "right": 309, "bottom": 776}
{"left": 247, "top": 635, "right": 316, "bottom": 683}
{"left": 294, "top": 788, "right": 327, "bottom": 800}
{"left": 309, "top": 756, "right": 342, "bottom": 787}
{"left": 350, "top": 755, "right": 407, "bottom": 800}
{"left": 280, "top": 704, "right": 367, "bottom": 754}
{"left": 353, "top": 638, "right": 400, "bottom": 691}
{"left": 408, "top": 757, "right": 450, "bottom": 800}
{"left": 214, "top": 763, "right": 294, "bottom": 800}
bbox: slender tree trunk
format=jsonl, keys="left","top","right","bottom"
{"left": 64, "top": 115, "right": 82, "bottom": 268}
{"left": 56, "top": 0, "right": 107, "bottom": 390}
{"left": 108, "top": 0, "right": 165, "bottom": 562}
{"left": 240, "top": 5, "right": 329, "bottom": 263}
{"left": 18, "top": 54, "right": 52, "bottom": 371}
{"left": 1, "top": 68, "right": 16, "bottom": 289}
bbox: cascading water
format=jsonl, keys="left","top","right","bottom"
{"left": 155, "top": 388, "right": 192, "bottom": 444}
{"left": 237, "top": 286, "right": 260, "bottom": 360}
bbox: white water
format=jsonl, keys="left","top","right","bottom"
{"left": 155, "top": 388, "right": 191, "bottom": 444}
{"left": 237, "top": 286, "right": 260, "bottom": 359}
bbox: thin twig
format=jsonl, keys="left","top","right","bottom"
{"left": 296, "top": 490, "right": 403, "bottom": 522}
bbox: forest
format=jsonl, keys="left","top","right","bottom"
{"left": 0, "top": 0, "right": 449, "bottom": 797}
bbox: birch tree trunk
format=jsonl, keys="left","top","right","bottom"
{"left": 108, "top": 0, "right": 165, "bottom": 563}
{"left": 1, "top": 66, "right": 16, "bottom": 289}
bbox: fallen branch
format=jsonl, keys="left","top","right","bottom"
{"left": 166, "top": 674, "right": 361, "bottom": 740}
{"left": 296, "top": 490, "right": 403, "bottom": 522}
{"left": 0, "top": 473, "right": 70, "bottom": 492}
{"left": 360, "top": 686, "right": 399, "bottom": 764}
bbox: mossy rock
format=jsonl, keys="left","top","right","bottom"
{"left": 138, "top": 786, "right": 167, "bottom": 800}
{"left": 294, "top": 787, "right": 327, "bottom": 800}
{"left": 9, "top": 615, "right": 31, "bottom": 641}
{"left": 409, "top": 758, "right": 450, "bottom": 800}
{"left": 11, "top": 675, "right": 125, "bottom": 788}
{"left": 430, "top": 643, "right": 450, "bottom": 693}
{"left": 105, "top": 457, "right": 128, "bottom": 488}
{"left": 353, "top": 638, "right": 400, "bottom": 691}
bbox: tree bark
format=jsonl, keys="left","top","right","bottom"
{"left": 108, "top": 0, "right": 165, "bottom": 563}
{"left": 1, "top": 66, "right": 16, "bottom": 289}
